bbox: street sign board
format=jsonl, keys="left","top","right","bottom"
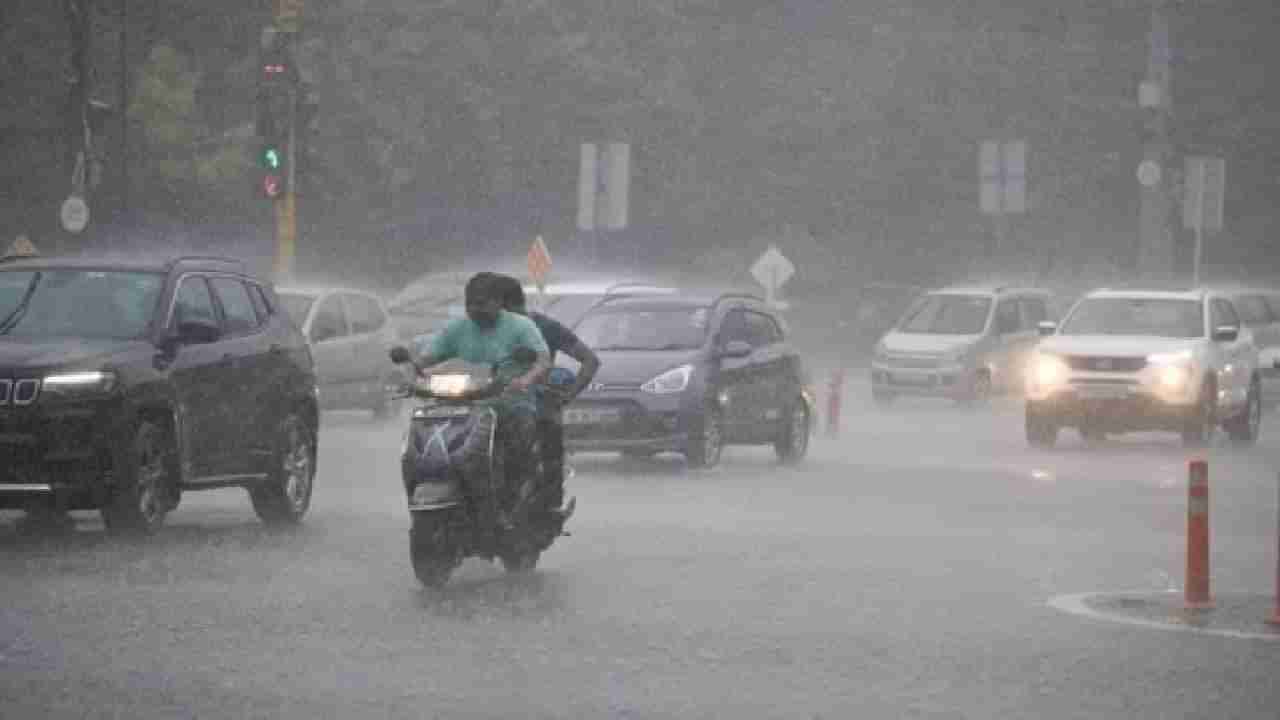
{"left": 979, "top": 140, "right": 1026, "bottom": 215}
{"left": 527, "top": 235, "right": 553, "bottom": 291}
{"left": 60, "top": 195, "right": 89, "bottom": 233}
{"left": 1183, "top": 156, "right": 1224, "bottom": 232}
{"left": 1137, "top": 160, "right": 1162, "bottom": 187}
{"left": 750, "top": 245, "right": 795, "bottom": 303}
{"left": 275, "top": 0, "right": 303, "bottom": 32}
{"left": 577, "top": 142, "right": 630, "bottom": 231}
{"left": 577, "top": 143, "right": 597, "bottom": 231}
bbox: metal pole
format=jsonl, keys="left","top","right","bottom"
{"left": 1138, "top": 0, "right": 1173, "bottom": 279}
{"left": 1192, "top": 162, "right": 1206, "bottom": 285}
{"left": 119, "top": 0, "right": 128, "bottom": 221}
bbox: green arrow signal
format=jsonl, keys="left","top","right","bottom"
{"left": 262, "top": 146, "right": 282, "bottom": 170}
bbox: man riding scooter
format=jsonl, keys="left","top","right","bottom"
{"left": 391, "top": 272, "right": 550, "bottom": 526}
{"left": 491, "top": 274, "right": 601, "bottom": 507}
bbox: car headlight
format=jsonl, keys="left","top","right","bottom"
{"left": 1155, "top": 364, "right": 1191, "bottom": 390}
{"left": 41, "top": 370, "right": 118, "bottom": 398}
{"left": 424, "top": 373, "right": 475, "bottom": 397}
{"left": 1030, "top": 353, "right": 1070, "bottom": 389}
{"left": 1147, "top": 351, "right": 1193, "bottom": 390}
{"left": 641, "top": 364, "right": 693, "bottom": 394}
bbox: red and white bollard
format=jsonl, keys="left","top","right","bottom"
{"left": 1185, "top": 459, "right": 1214, "bottom": 611}
{"left": 826, "top": 368, "right": 845, "bottom": 438}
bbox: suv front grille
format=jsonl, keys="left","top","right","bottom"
{"left": 1065, "top": 356, "right": 1147, "bottom": 373}
{"left": 0, "top": 379, "right": 40, "bottom": 406}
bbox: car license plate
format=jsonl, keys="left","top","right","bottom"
{"left": 564, "top": 407, "right": 620, "bottom": 425}
{"left": 1077, "top": 385, "right": 1129, "bottom": 400}
{"left": 416, "top": 406, "right": 470, "bottom": 419}
{"left": 890, "top": 372, "right": 933, "bottom": 387}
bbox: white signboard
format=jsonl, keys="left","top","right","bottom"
{"left": 1183, "top": 156, "right": 1224, "bottom": 233}
{"left": 979, "top": 140, "right": 1026, "bottom": 215}
{"left": 750, "top": 245, "right": 795, "bottom": 306}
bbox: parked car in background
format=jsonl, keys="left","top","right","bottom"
{"left": 870, "top": 284, "right": 1053, "bottom": 407}
{"left": 1211, "top": 285, "right": 1280, "bottom": 410}
{"left": 0, "top": 254, "right": 318, "bottom": 534}
{"left": 564, "top": 289, "right": 814, "bottom": 468}
{"left": 277, "top": 285, "right": 404, "bottom": 419}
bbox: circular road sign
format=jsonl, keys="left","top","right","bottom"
{"left": 1137, "top": 161, "right": 1162, "bottom": 187}
{"left": 60, "top": 195, "right": 89, "bottom": 233}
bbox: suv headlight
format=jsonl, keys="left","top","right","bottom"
{"left": 1147, "top": 350, "right": 1194, "bottom": 390}
{"left": 641, "top": 364, "right": 693, "bottom": 394}
{"left": 41, "top": 370, "right": 119, "bottom": 399}
{"left": 1030, "top": 353, "right": 1070, "bottom": 389}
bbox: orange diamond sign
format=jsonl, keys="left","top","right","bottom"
{"left": 527, "top": 235, "right": 552, "bottom": 291}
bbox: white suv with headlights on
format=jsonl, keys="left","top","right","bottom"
{"left": 1025, "top": 288, "right": 1262, "bottom": 448}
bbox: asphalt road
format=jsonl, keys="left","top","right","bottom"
{"left": 3, "top": 383, "right": 1279, "bottom": 719}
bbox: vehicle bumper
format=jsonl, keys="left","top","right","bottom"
{"left": 563, "top": 391, "right": 692, "bottom": 453}
{"left": 0, "top": 401, "right": 123, "bottom": 509}
{"left": 870, "top": 363, "right": 973, "bottom": 398}
{"left": 1027, "top": 388, "right": 1199, "bottom": 432}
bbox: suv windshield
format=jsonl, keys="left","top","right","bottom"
{"left": 0, "top": 269, "right": 164, "bottom": 340}
{"left": 575, "top": 307, "right": 708, "bottom": 351}
{"left": 1060, "top": 297, "right": 1204, "bottom": 338}
{"left": 278, "top": 293, "right": 317, "bottom": 330}
{"left": 897, "top": 294, "right": 991, "bottom": 335}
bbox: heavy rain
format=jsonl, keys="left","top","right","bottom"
{"left": 2, "top": 1, "right": 1280, "bottom": 718}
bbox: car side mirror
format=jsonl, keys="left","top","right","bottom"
{"left": 172, "top": 318, "right": 221, "bottom": 347}
{"left": 1037, "top": 321, "right": 1057, "bottom": 337}
{"left": 717, "top": 340, "right": 753, "bottom": 360}
{"left": 1212, "top": 325, "right": 1239, "bottom": 343}
{"left": 1259, "top": 348, "right": 1280, "bottom": 371}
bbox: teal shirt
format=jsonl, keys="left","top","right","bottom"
{"left": 412, "top": 310, "right": 549, "bottom": 411}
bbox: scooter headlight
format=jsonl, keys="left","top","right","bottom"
{"left": 424, "top": 373, "right": 474, "bottom": 397}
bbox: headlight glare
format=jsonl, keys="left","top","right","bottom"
{"left": 1157, "top": 364, "right": 1190, "bottom": 389}
{"left": 1031, "top": 354, "right": 1069, "bottom": 389}
{"left": 41, "top": 370, "right": 118, "bottom": 397}
{"left": 642, "top": 364, "right": 693, "bottom": 394}
{"left": 426, "top": 373, "right": 473, "bottom": 397}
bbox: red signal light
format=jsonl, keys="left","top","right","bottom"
{"left": 262, "top": 173, "right": 283, "bottom": 199}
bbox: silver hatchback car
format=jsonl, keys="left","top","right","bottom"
{"left": 870, "top": 284, "right": 1053, "bottom": 407}
{"left": 277, "top": 285, "right": 405, "bottom": 419}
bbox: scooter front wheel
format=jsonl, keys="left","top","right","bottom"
{"left": 410, "top": 511, "right": 458, "bottom": 588}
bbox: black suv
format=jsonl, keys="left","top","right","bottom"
{"left": 564, "top": 291, "right": 814, "bottom": 468}
{"left": 0, "top": 255, "right": 319, "bottom": 534}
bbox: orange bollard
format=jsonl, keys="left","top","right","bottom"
{"left": 826, "top": 368, "right": 844, "bottom": 437}
{"left": 1269, "top": 472, "right": 1280, "bottom": 627}
{"left": 1185, "top": 459, "right": 1214, "bottom": 611}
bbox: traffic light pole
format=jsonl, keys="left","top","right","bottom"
{"left": 1137, "top": 0, "right": 1174, "bottom": 279}
{"left": 271, "top": 30, "right": 299, "bottom": 282}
